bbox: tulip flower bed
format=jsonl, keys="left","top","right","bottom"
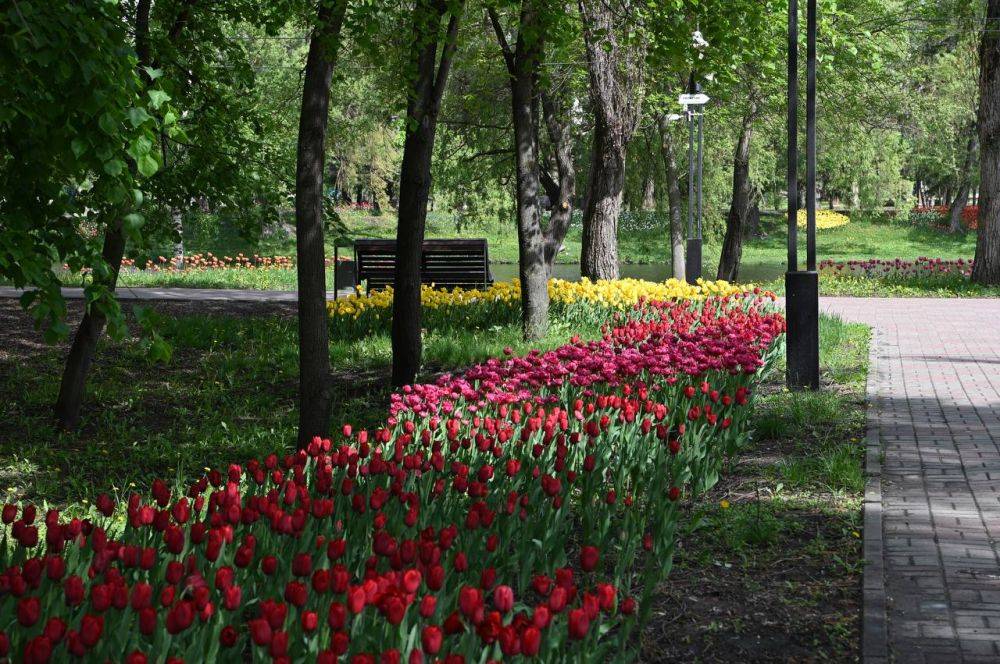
{"left": 0, "top": 294, "right": 783, "bottom": 662}
{"left": 796, "top": 209, "right": 850, "bottom": 230}
{"left": 328, "top": 277, "right": 753, "bottom": 339}
{"left": 910, "top": 205, "right": 979, "bottom": 230}
{"left": 111, "top": 254, "right": 339, "bottom": 292}
{"left": 797, "top": 257, "right": 1000, "bottom": 298}
{"left": 819, "top": 257, "right": 973, "bottom": 280}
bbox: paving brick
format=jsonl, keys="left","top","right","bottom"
{"left": 820, "top": 298, "right": 1000, "bottom": 664}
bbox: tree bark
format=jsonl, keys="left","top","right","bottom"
{"left": 540, "top": 92, "right": 576, "bottom": 275}
{"left": 54, "top": 0, "right": 153, "bottom": 430}
{"left": 490, "top": 3, "right": 576, "bottom": 339}
{"left": 973, "top": 0, "right": 1000, "bottom": 285}
{"left": 657, "top": 115, "right": 684, "bottom": 281}
{"left": 578, "top": 0, "right": 643, "bottom": 281}
{"left": 171, "top": 208, "right": 185, "bottom": 268}
{"left": 391, "top": 3, "right": 462, "bottom": 386}
{"left": 717, "top": 104, "right": 757, "bottom": 282}
{"left": 294, "top": 0, "right": 347, "bottom": 447}
{"left": 949, "top": 128, "right": 978, "bottom": 233}
{"left": 641, "top": 175, "right": 655, "bottom": 210}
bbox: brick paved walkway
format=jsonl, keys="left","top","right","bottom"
{"left": 820, "top": 298, "right": 1000, "bottom": 663}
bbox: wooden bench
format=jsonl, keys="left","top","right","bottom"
{"left": 353, "top": 238, "right": 493, "bottom": 294}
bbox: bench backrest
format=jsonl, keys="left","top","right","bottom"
{"left": 353, "top": 238, "right": 492, "bottom": 293}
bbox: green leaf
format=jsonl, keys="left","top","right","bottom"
{"left": 148, "top": 338, "right": 173, "bottom": 364}
{"left": 98, "top": 112, "right": 117, "bottom": 135}
{"left": 128, "top": 107, "right": 152, "bottom": 128}
{"left": 123, "top": 213, "right": 145, "bottom": 231}
{"left": 136, "top": 153, "right": 159, "bottom": 177}
{"left": 71, "top": 139, "right": 87, "bottom": 159}
{"left": 103, "top": 159, "right": 126, "bottom": 176}
{"left": 127, "top": 135, "right": 154, "bottom": 160}
{"left": 143, "top": 67, "right": 164, "bottom": 81}
{"left": 148, "top": 90, "right": 171, "bottom": 110}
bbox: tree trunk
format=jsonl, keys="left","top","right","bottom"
{"left": 950, "top": 129, "right": 978, "bottom": 233}
{"left": 510, "top": 49, "right": 548, "bottom": 339}
{"left": 54, "top": 220, "right": 128, "bottom": 429}
{"left": 578, "top": 0, "right": 643, "bottom": 281}
{"left": 294, "top": 0, "right": 347, "bottom": 447}
{"left": 973, "top": 0, "right": 1000, "bottom": 285}
{"left": 391, "top": 5, "right": 461, "bottom": 386}
{"left": 172, "top": 209, "right": 185, "bottom": 268}
{"left": 490, "top": 3, "right": 576, "bottom": 340}
{"left": 717, "top": 105, "right": 757, "bottom": 282}
{"left": 53, "top": 0, "right": 153, "bottom": 430}
{"left": 540, "top": 90, "right": 576, "bottom": 275}
{"left": 581, "top": 126, "right": 624, "bottom": 280}
{"left": 658, "top": 116, "right": 684, "bottom": 281}
{"left": 641, "top": 174, "right": 655, "bottom": 211}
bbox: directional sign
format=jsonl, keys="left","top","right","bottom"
{"left": 678, "top": 93, "right": 710, "bottom": 106}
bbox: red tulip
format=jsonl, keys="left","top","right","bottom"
{"left": 568, "top": 608, "right": 590, "bottom": 640}
{"left": 220, "top": 625, "right": 238, "bottom": 648}
{"left": 301, "top": 610, "right": 319, "bottom": 632}
{"left": 421, "top": 626, "right": 443, "bottom": 655}
{"left": 17, "top": 596, "right": 40, "bottom": 627}
{"left": 80, "top": 614, "right": 104, "bottom": 648}
{"left": 493, "top": 585, "right": 514, "bottom": 613}
{"left": 522, "top": 626, "right": 542, "bottom": 656}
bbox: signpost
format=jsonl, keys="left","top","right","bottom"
{"left": 681, "top": 83, "right": 709, "bottom": 284}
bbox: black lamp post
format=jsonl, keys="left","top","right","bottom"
{"left": 684, "top": 76, "right": 707, "bottom": 284}
{"left": 785, "top": 0, "right": 820, "bottom": 389}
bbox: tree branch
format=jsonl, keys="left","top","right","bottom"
{"left": 487, "top": 7, "right": 515, "bottom": 75}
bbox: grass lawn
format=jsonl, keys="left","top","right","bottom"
{"left": 106, "top": 208, "right": 992, "bottom": 296}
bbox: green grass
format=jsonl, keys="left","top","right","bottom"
{"left": 0, "top": 308, "right": 599, "bottom": 509}
{"left": 109, "top": 208, "right": 992, "bottom": 295}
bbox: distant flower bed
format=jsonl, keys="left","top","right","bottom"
{"left": 819, "top": 257, "right": 973, "bottom": 280}
{"left": 796, "top": 209, "right": 850, "bottom": 230}
{"left": 121, "top": 254, "right": 338, "bottom": 271}
{"left": 0, "top": 294, "right": 784, "bottom": 662}
{"left": 910, "top": 205, "right": 979, "bottom": 230}
{"left": 327, "top": 277, "right": 757, "bottom": 338}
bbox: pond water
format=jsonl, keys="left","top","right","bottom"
{"left": 489, "top": 262, "right": 785, "bottom": 285}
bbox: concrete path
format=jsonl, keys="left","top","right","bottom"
{"left": 820, "top": 298, "right": 1000, "bottom": 663}
{"left": 0, "top": 286, "right": 354, "bottom": 302}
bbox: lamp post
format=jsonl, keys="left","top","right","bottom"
{"left": 785, "top": 0, "right": 820, "bottom": 389}
{"left": 680, "top": 81, "right": 709, "bottom": 285}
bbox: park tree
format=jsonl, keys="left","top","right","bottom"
{"left": 973, "top": 0, "right": 1000, "bottom": 284}
{"left": 578, "top": 0, "right": 646, "bottom": 280}
{"left": 295, "top": 0, "right": 349, "bottom": 446}
{"left": 40, "top": 0, "right": 296, "bottom": 430}
{"left": 391, "top": 0, "right": 465, "bottom": 387}
{"left": 0, "top": 1, "right": 162, "bottom": 363}
{"left": 657, "top": 111, "right": 687, "bottom": 280}
{"left": 488, "top": 0, "right": 580, "bottom": 339}
{"left": 37, "top": 0, "right": 170, "bottom": 429}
